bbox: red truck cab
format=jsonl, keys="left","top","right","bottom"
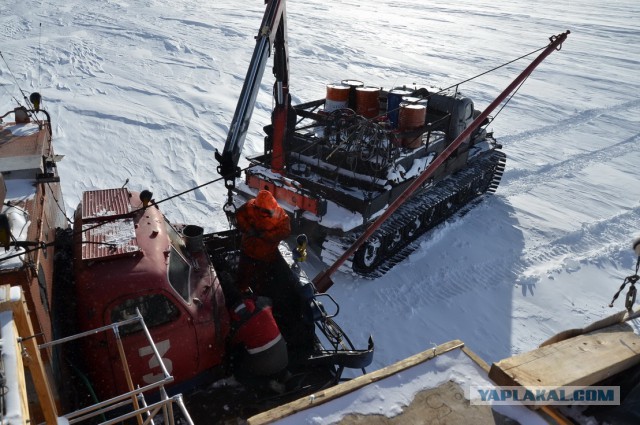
{"left": 72, "top": 188, "right": 229, "bottom": 398}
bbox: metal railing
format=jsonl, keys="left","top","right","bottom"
{"left": 38, "top": 309, "right": 194, "bottom": 425}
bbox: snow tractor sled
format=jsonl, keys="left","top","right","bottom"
{"left": 243, "top": 85, "right": 507, "bottom": 279}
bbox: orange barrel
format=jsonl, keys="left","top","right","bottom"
{"left": 341, "top": 79, "right": 364, "bottom": 109}
{"left": 398, "top": 104, "right": 426, "bottom": 148}
{"left": 355, "top": 86, "right": 381, "bottom": 118}
{"left": 387, "top": 89, "right": 413, "bottom": 128}
{"left": 325, "top": 84, "right": 350, "bottom": 112}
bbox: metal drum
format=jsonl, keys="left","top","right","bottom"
{"left": 387, "top": 89, "right": 413, "bottom": 128}
{"left": 398, "top": 104, "right": 426, "bottom": 148}
{"left": 355, "top": 86, "right": 381, "bottom": 118}
{"left": 325, "top": 84, "right": 350, "bottom": 112}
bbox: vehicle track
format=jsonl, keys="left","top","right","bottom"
{"left": 517, "top": 206, "right": 640, "bottom": 273}
{"left": 499, "top": 99, "right": 640, "bottom": 147}
{"left": 500, "top": 130, "right": 640, "bottom": 197}
{"left": 366, "top": 203, "right": 639, "bottom": 307}
{"left": 402, "top": 204, "right": 640, "bottom": 304}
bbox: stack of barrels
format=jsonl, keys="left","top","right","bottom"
{"left": 324, "top": 80, "right": 380, "bottom": 119}
{"left": 324, "top": 81, "right": 427, "bottom": 149}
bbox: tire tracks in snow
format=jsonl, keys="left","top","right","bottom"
{"left": 498, "top": 100, "right": 640, "bottom": 197}
{"left": 517, "top": 206, "right": 640, "bottom": 276}
{"left": 385, "top": 205, "right": 640, "bottom": 305}
{"left": 501, "top": 130, "right": 640, "bottom": 197}
{"left": 499, "top": 99, "right": 640, "bottom": 146}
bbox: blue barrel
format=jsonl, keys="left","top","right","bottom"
{"left": 387, "top": 89, "right": 413, "bottom": 128}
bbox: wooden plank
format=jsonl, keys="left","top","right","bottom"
{"left": 540, "top": 306, "right": 640, "bottom": 347}
{"left": 247, "top": 340, "right": 465, "bottom": 425}
{"left": 0, "top": 285, "right": 58, "bottom": 424}
{"left": 0, "top": 311, "right": 29, "bottom": 424}
{"left": 462, "top": 345, "right": 490, "bottom": 373}
{"left": 489, "top": 323, "right": 640, "bottom": 389}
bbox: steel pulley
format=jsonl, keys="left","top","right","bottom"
{"left": 223, "top": 188, "right": 237, "bottom": 229}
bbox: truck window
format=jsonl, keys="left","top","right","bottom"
{"left": 168, "top": 245, "right": 190, "bottom": 301}
{"left": 111, "top": 294, "right": 180, "bottom": 336}
{"left": 165, "top": 221, "right": 192, "bottom": 302}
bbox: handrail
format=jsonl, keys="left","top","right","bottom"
{"left": 32, "top": 310, "right": 191, "bottom": 425}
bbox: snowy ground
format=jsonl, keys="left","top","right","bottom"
{"left": 2, "top": 0, "right": 639, "bottom": 384}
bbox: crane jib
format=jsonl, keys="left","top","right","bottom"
{"left": 216, "top": 0, "right": 288, "bottom": 183}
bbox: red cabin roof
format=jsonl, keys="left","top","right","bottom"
{"left": 74, "top": 189, "right": 171, "bottom": 328}
{"left": 81, "top": 189, "right": 141, "bottom": 261}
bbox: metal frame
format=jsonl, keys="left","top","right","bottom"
{"left": 38, "top": 309, "right": 194, "bottom": 425}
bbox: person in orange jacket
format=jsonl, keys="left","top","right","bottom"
{"left": 235, "top": 190, "right": 291, "bottom": 292}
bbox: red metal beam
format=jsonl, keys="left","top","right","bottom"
{"left": 314, "top": 31, "right": 570, "bottom": 292}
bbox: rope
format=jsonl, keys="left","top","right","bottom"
{"left": 343, "top": 42, "right": 550, "bottom": 135}
{"left": 441, "top": 44, "right": 547, "bottom": 94}
{"left": 18, "top": 39, "right": 552, "bottom": 224}
{"left": 0, "top": 38, "right": 554, "bottom": 266}
{"left": 488, "top": 74, "right": 531, "bottom": 124}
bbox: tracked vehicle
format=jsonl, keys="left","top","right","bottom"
{"left": 242, "top": 87, "right": 506, "bottom": 277}
{"left": 215, "top": 2, "right": 566, "bottom": 281}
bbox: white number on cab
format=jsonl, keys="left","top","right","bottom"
{"left": 139, "top": 339, "right": 173, "bottom": 384}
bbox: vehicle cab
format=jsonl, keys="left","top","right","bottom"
{"left": 72, "top": 188, "right": 229, "bottom": 398}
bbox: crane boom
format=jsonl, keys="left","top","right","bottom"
{"left": 215, "top": 0, "right": 289, "bottom": 186}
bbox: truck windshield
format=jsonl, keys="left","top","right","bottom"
{"left": 165, "top": 221, "right": 191, "bottom": 302}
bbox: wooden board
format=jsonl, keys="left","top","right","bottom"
{"left": 0, "top": 311, "right": 29, "bottom": 424}
{"left": 248, "top": 340, "right": 466, "bottom": 425}
{"left": 0, "top": 285, "right": 58, "bottom": 424}
{"left": 489, "top": 323, "right": 640, "bottom": 389}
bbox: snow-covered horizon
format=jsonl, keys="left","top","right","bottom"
{"left": 2, "top": 0, "right": 639, "bottom": 416}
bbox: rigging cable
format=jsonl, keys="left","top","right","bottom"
{"left": 38, "top": 23, "right": 42, "bottom": 91}
{"left": 0, "top": 51, "right": 31, "bottom": 107}
{"left": 144, "top": 38, "right": 546, "bottom": 215}
{"left": 46, "top": 182, "right": 74, "bottom": 225}
{"left": 355, "top": 42, "right": 550, "bottom": 136}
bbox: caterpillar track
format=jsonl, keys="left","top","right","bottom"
{"left": 321, "top": 149, "right": 506, "bottom": 278}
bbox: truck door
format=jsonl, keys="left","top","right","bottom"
{"left": 106, "top": 292, "right": 199, "bottom": 393}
